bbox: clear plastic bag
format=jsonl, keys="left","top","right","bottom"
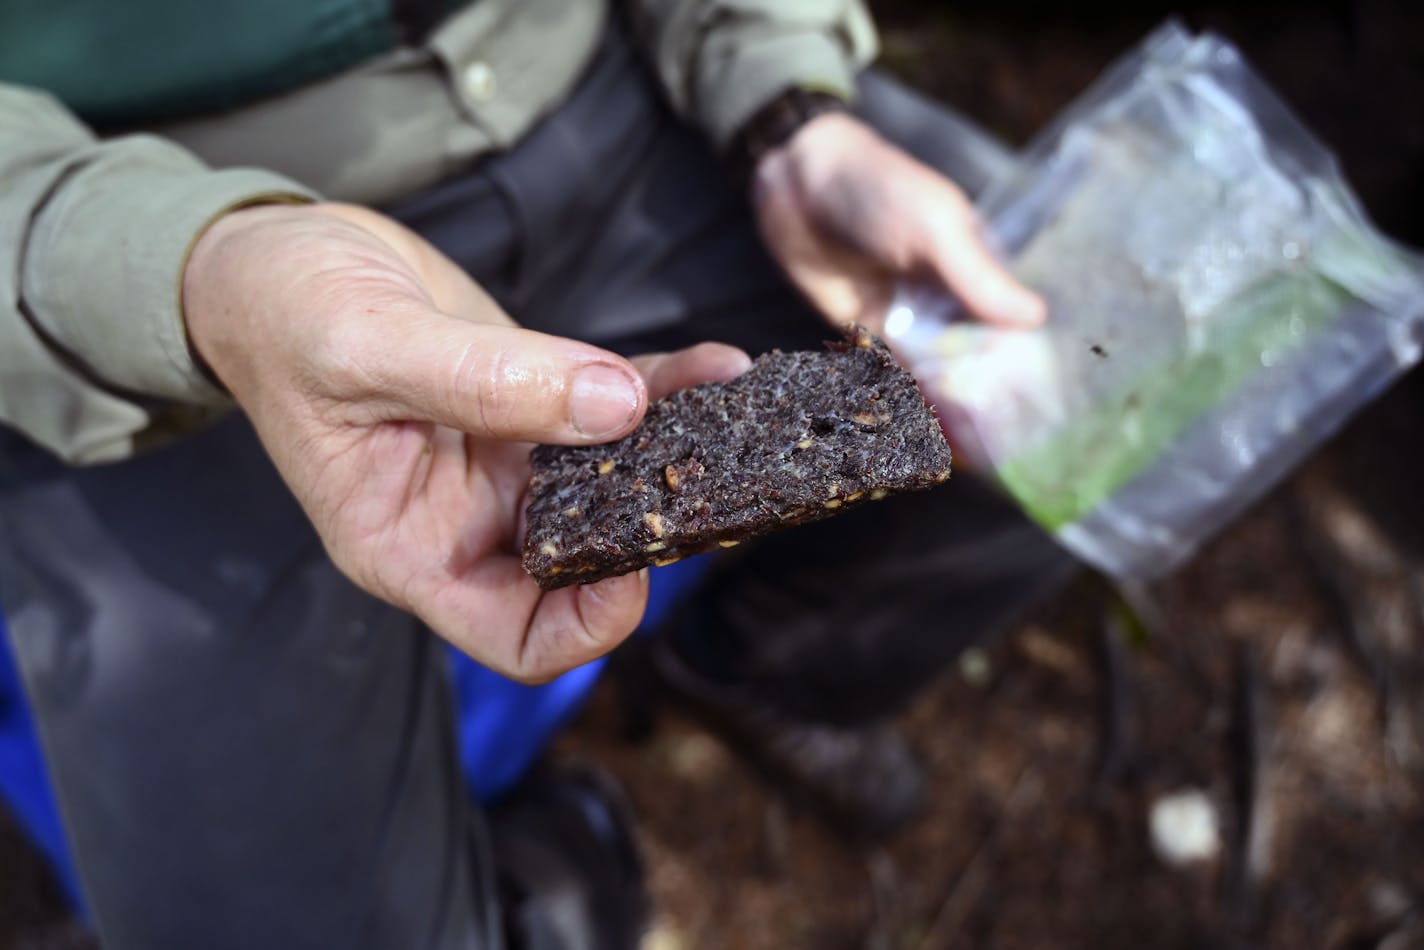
{"left": 886, "top": 20, "right": 1424, "bottom": 579}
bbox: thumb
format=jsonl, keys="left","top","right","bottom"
{"left": 366, "top": 316, "right": 648, "bottom": 444}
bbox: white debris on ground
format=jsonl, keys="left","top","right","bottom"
{"left": 957, "top": 647, "right": 993, "bottom": 687}
{"left": 1149, "top": 788, "right": 1222, "bottom": 867}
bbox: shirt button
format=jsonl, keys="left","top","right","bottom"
{"left": 461, "top": 61, "right": 497, "bottom": 102}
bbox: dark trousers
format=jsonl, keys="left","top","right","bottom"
{"left": 0, "top": 25, "right": 1072, "bottom": 950}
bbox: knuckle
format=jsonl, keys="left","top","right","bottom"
{"left": 514, "top": 636, "right": 579, "bottom": 685}
{"left": 448, "top": 344, "right": 519, "bottom": 437}
{"left": 575, "top": 614, "right": 625, "bottom": 658}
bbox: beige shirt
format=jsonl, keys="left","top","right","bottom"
{"left": 0, "top": 0, "right": 877, "bottom": 463}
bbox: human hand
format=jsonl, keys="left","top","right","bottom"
{"left": 183, "top": 202, "right": 749, "bottom": 681}
{"left": 752, "top": 112, "right": 1046, "bottom": 332}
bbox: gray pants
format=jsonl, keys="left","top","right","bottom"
{"left": 0, "top": 25, "right": 1072, "bottom": 950}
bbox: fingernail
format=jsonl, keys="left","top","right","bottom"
{"left": 571, "top": 363, "right": 640, "bottom": 438}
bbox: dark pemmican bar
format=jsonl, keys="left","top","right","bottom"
{"left": 522, "top": 327, "right": 952, "bottom": 589}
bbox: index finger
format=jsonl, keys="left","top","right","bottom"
{"left": 631, "top": 342, "right": 753, "bottom": 401}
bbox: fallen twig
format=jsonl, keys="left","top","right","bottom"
{"left": 1221, "top": 639, "right": 1273, "bottom": 932}
{"left": 916, "top": 767, "right": 1041, "bottom": 950}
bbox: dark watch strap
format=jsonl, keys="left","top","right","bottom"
{"left": 727, "top": 87, "right": 850, "bottom": 190}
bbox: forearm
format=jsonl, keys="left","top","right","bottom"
{"left": 0, "top": 83, "right": 314, "bottom": 463}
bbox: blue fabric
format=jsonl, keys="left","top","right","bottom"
{"left": 451, "top": 652, "right": 608, "bottom": 802}
{"left": 0, "top": 556, "right": 711, "bottom": 909}
{"left": 0, "top": 614, "right": 83, "bottom": 909}
{"left": 453, "top": 553, "right": 710, "bottom": 802}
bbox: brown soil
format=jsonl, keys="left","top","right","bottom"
{"left": 572, "top": 453, "right": 1424, "bottom": 949}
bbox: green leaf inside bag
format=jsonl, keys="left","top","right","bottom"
{"left": 995, "top": 271, "right": 1351, "bottom": 530}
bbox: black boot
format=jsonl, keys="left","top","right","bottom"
{"left": 621, "top": 634, "right": 926, "bottom": 841}
{"left": 488, "top": 765, "right": 650, "bottom": 950}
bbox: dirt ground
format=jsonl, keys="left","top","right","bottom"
{"left": 578, "top": 451, "right": 1424, "bottom": 949}
{"left": 3, "top": 2, "right": 1422, "bottom": 948}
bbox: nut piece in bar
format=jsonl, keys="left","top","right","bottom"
{"left": 522, "top": 327, "right": 951, "bottom": 589}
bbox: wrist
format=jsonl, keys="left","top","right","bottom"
{"left": 182, "top": 203, "right": 307, "bottom": 393}
{"left": 748, "top": 110, "right": 881, "bottom": 219}
{"left": 728, "top": 87, "right": 851, "bottom": 192}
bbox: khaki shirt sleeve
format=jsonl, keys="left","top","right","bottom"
{"left": 0, "top": 83, "right": 317, "bottom": 464}
{"left": 625, "top": 0, "right": 879, "bottom": 149}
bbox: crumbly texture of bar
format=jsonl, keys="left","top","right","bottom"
{"left": 522, "top": 328, "right": 952, "bottom": 589}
